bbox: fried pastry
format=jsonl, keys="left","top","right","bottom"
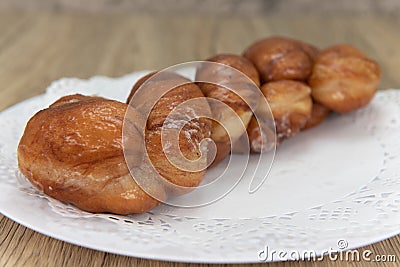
{"left": 255, "top": 80, "right": 313, "bottom": 144}
{"left": 302, "top": 102, "right": 330, "bottom": 130}
{"left": 243, "top": 116, "right": 276, "bottom": 153}
{"left": 195, "top": 54, "right": 260, "bottom": 165}
{"left": 18, "top": 94, "right": 162, "bottom": 214}
{"left": 309, "top": 44, "right": 381, "bottom": 113}
{"left": 127, "top": 71, "right": 212, "bottom": 191}
{"left": 243, "top": 36, "right": 319, "bottom": 83}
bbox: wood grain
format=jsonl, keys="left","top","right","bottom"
{"left": 0, "top": 12, "right": 399, "bottom": 267}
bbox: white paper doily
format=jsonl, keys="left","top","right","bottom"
{"left": 0, "top": 71, "right": 399, "bottom": 263}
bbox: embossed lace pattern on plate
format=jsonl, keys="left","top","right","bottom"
{"left": 0, "top": 72, "right": 399, "bottom": 262}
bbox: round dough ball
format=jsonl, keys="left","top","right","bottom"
{"left": 309, "top": 44, "right": 381, "bottom": 113}
{"left": 243, "top": 36, "right": 319, "bottom": 83}
{"left": 259, "top": 80, "right": 313, "bottom": 143}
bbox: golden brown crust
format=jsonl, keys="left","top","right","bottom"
{"left": 259, "top": 80, "right": 313, "bottom": 143}
{"left": 195, "top": 54, "right": 260, "bottom": 166}
{"left": 302, "top": 102, "right": 330, "bottom": 130}
{"left": 127, "top": 72, "right": 212, "bottom": 189}
{"left": 201, "top": 54, "right": 261, "bottom": 86}
{"left": 243, "top": 36, "right": 319, "bottom": 83}
{"left": 245, "top": 116, "right": 276, "bottom": 153}
{"left": 309, "top": 44, "right": 381, "bottom": 113}
{"left": 145, "top": 128, "right": 206, "bottom": 189}
{"left": 126, "top": 71, "right": 192, "bottom": 105}
{"left": 126, "top": 71, "right": 157, "bottom": 104}
{"left": 50, "top": 94, "right": 102, "bottom": 107}
{"left": 18, "top": 94, "right": 162, "bottom": 214}
{"left": 18, "top": 39, "right": 381, "bottom": 214}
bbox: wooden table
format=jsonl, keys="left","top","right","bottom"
{"left": 0, "top": 12, "right": 399, "bottom": 267}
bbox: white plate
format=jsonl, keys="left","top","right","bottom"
{"left": 0, "top": 71, "right": 399, "bottom": 263}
